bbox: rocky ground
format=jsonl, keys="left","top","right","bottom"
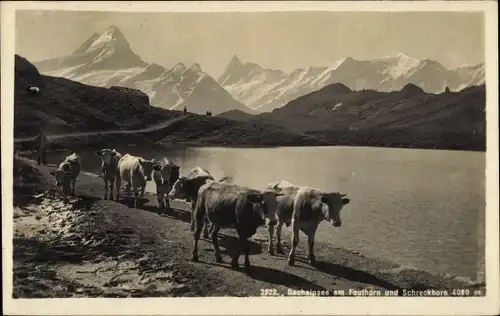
{"left": 11, "top": 156, "right": 486, "bottom": 298}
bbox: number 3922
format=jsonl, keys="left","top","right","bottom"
{"left": 260, "top": 288, "right": 279, "bottom": 296}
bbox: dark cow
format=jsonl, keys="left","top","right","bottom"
{"left": 152, "top": 158, "right": 180, "bottom": 213}
{"left": 96, "top": 148, "right": 122, "bottom": 200}
{"left": 191, "top": 180, "right": 283, "bottom": 272}
{"left": 168, "top": 167, "right": 231, "bottom": 238}
{"left": 265, "top": 180, "right": 351, "bottom": 266}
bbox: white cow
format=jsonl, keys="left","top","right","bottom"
{"left": 152, "top": 158, "right": 180, "bottom": 213}
{"left": 49, "top": 153, "right": 81, "bottom": 196}
{"left": 115, "top": 154, "right": 155, "bottom": 208}
{"left": 96, "top": 148, "right": 122, "bottom": 200}
{"left": 265, "top": 180, "right": 351, "bottom": 266}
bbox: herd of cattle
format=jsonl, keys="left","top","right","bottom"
{"left": 49, "top": 149, "right": 351, "bottom": 273}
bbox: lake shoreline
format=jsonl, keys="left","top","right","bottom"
{"left": 13, "top": 133, "right": 486, "bottom": 153}
{"left": 11, "top": 156, "right": 486, "bottom": 298}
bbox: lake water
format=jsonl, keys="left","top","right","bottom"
{"left": 43, "top": 144, "right": 485, "bottom": 282}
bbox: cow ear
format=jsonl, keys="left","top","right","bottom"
{"left": 111, "top": 150, "right": 117, "bottom": 156}
{"left": 49, "top": 171, "right": 56, "bottom": 176}
{"left": 153, "top": 164, "right": 161, "bottom": 171}
{"left": 247, "top": 194, "right": 263, "bottom": 204}
{"left": 96, "top": 151, "right": 102, "bottom": 156}
{"left": 342, "top": 198, "right": 350, "bottom": 205}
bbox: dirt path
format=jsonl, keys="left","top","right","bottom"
{"left": 14, "top": 116, "right": 187, "bottom": 143}
{"left": 12, "top": 157, "right": 485, "bottom": 298}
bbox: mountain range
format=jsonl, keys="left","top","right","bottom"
{"left": 14, "top": 54, "right": 321, "bottom": 148}
{"left": 218, "top": 54, "right": 485, "bottom": 112}
{"left": 32, "top": 26, "right": 485, "bottom": 116}
{"left": 218, "top": 82, "right": 486, "bottom": 150}
{"left": 34, "top": 26, "right": 254, "bottom": 115}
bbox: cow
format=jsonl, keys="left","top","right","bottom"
{"left": 152, "top": 158, "right": 180, "bottom": 213}
{"left": 191, "top": 180, "right": 283, "bottom": 273}
{"left": 265, "top": 180, "right": 351, "bottom": 266}
{"left": 168, "top": 167, "right": 231, "bottom": 238}
{"left": 49, "top": 153, "right": 81, "bottom": 196}
{"left": 115, "top": 154, "right": 156, "bottom": 208}
{"left": 28, "top": 86, "right": 40, "bottom": 94}
{"left": 96, "top": 148, "right": 122, "bottom": 201}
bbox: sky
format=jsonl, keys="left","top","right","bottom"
{"left": 15, "top": 10, "right": 485, "bottom": 79}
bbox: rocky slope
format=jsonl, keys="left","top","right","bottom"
{"left": 34, "top": 26, "right": 254, "bottom": 115}
{"left": 218, "top": 54, "right": 485, "bottom": 113}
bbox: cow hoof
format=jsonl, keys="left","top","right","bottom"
{"left": 203, "top": 233, "right": 210, "bottom": 239}
{"left": 287, "top": 257, "right": 295, "bottom": 266}
{"left": 276, "top": 247, "right": 284, "bottom": 255}
{"left": 230, "top": 260, "right": 239, "bottom": 269}
{"left": 191, "top": 255, "right": 199, "bottom": 262}
{"left": 215, "top": 256, "right": 223, "bottom": 263}
{"left": 308, "top": 258, "right": 317, "bottom": 266}
{"left": 268, "top": 248, "right": 275, "bottom": 256}
{"left": 243, "top": 264, "right": 251, "bottom": 274}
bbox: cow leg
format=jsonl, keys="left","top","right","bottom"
{"left": 243, "top": 238, "right": 251, "bottom": 273}
{"left": 202, "top": 216, "right": 210, "bottom": 239}
{"left": 115, "top": 176, "right": 121, "bottom": 201}
{"left": 72, "top": 178, "right": 76, "bottom": 196}
{"left": 287, "top": 220, "right": 300, "bottom": 266}
{"left": 267, "top": 222, "right": 275, "bottom": 255}
{"left": 165, "top": 196, "right": 171, "bottom": 213}
{"left": 211, "top": 226, "right": 223, "bottom": 262}
{"left": 131, "top": 181, "right": 139, "bottom": 208}
{"left": 109, "top": 178, "right": 115, "bottom": 201}
{"left": 42, "top": 150, "right": 47, "bottom": 165}
{"left": 103, "top": 179, "right": 108, "bottom": 200}
{"left": 125, "top": 183, "right": 131, "bottom": 197}
{"left": 307, "top": 229, "right": 317, "bottom": 266}
{"left": 191, "top": 216, "right": 203, "bottom": 262}
{"left": 190, "top": 202, "right": 196, "bottom": 232}
{"left": 231, "top": 237, "right": 242, "bottom": 269}
{"left": 157, "top": 188, "right": 164, "bottom": 209}
{"left": 275, "top": 221, "right": 285, "bottom": 254}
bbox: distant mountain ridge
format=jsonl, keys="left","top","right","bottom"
{"left": 34, "top": 26, "right": 254, "bottom": 115}
{"left": 218, "top": 54, "right": 485, "bottom": 113}
{"left": 218, "top": 81, "right": 485, "bottom": 151}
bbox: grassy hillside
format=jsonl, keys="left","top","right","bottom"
{"left": 252, "top": 83, "right": 486, "bottom": 151}
{"left": 13, "top": 55, "right": 324, "bottom": 148}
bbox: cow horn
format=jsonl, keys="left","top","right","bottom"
{"left": 341, "top": 193, "right": 347, "bottom": 197}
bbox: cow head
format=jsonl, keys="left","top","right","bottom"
{"left": 49, "top": 169, "right": 71, "bottom": 186}
{"left": 96, "top": 148, "right": 118, "bottom": 164}
{"left": 168, "top": 176, "right": 188, "bottom": 200}
{"left": 153, "top": 162, "right": 180, "bottom": 186}
{"left": 247, "top": 191, "right": 284, "bottom": 223}
{"left": 138, "top": 158, "right": 155, "bottom": 181}
{"left": 319, "top": 192, "right": 350, "bottom": 227}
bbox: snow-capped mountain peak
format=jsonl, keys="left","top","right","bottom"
{"left": 218, "top": 53, "right": 485, "bottom": 113}
{"left": 34, "top": 26, "right": 254, "bottom": 115}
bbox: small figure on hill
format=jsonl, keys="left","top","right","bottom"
{"left": 445, "top": 86, "right": 451, "bottom": 93}
{"left": 183, "top": 106, "right": 187, "bottom": 115}
{"left": 206, "top": 110, "right": 212, "bottom": 117}
{"left": 34, "top": 127, "right": 48, "bottom": 165}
